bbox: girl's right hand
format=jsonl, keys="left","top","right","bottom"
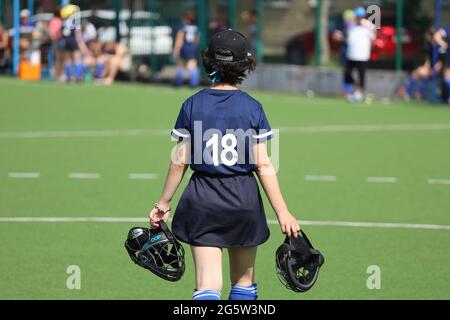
{"left": 277, "top": 211, "right": 300, "bottom": 238}
{"left": 149, "top": 202, "right": 171, "bottom": 229}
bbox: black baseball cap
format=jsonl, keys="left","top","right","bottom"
{"left": 208, "top": 29, "right": 252, "bottom": 62}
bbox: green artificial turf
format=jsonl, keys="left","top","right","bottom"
{"left": 0, "top": 77, "right": 449, "bottom": 299}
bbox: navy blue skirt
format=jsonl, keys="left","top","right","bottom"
{"left": 180, "top": 43, "right": 198, "bottom": 61}
{"left": 60, "top": 35, "right": 78, "bottom": 52}
{"left": 172, "top": 171, "right": 270, "bottom": 248}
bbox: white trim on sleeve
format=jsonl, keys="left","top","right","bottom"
{"left": 171, "top": 128, "right": 190, "bottom": 139}
{"left": 252, "top": 130, "right": 273, "bottom": 139}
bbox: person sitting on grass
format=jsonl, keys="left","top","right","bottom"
{"left": 403, "top": 27, "right": 444, "bottom": 100}
{"left": 0, "top": 24, "right": 10, "bottom": 73}
{"left": 434, "top": 25, "right": 450, "bottom": 104}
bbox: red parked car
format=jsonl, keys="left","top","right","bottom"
{"left": 370, "top": 16, "right": 421, "bottom": 67}
{"left": 286, "top": 14, "right": 422, "bottom": 69}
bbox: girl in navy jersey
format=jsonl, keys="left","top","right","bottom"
{"left": 434, "top": 25, "right": 450, "bottom": 104}
{"left": 173, "top": 11, "right": 200, "bottom": 87}
{"left": 149, "top": 30, "right": 299, "bottom": 300}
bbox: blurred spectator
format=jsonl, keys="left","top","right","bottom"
{"left": 241, "top": 10, "right": 258, "bottom": 54}
{"left": 343, "top": 6, "right": 375, "bottom": 102}
{"left": 209, "top": 6, "right": 228, "bottom": 36}
{"left": 60, "top": 4, "right": 88, "bottom": 82}
{"left": 78, "top": 16, "right": 98, "bottom": 83}
{"left": 332, "top": 9, "right": 355, "bottom": 94}
{"left": 20, "top": 9, "right": 34, "bottom": 28}
{"left": 18, "top": 9, "right": 35, "bottom": 61}
{"left": 34, "top": 20, "right": 52, "bottom": 69}
{"left": 49, "top": 7, "right": 63, "bottom": 79}
{"left": 0, "top": 24, "right": 10, "bottom": 73}
{"left": 88, "top": 5, "right": 103, "bottom": 30}
{"left": 96, "top": 42, "right": 131, "bottom": 85}
{"left": 173, "top": 11, "right": 200, "bottom": 87}
{"left": 434, "top": 25, "right": 450, "bottom": 104}
{"left": 82, "top": 20, "right": 97, "bottom": 48}
{"left": 41, "top": 0, "right": 57, "bottom": 13}
{"left": 332, "top": 9, "right": 355, "bottom": 67}
{"left": 49, "top": 8, "right": 62, "bottom": 43}
{"left": 80, "top": 37, "right": 131, "bottom": 85}
{"left": 402, "top": 28, "right": 443, "bottom": 100}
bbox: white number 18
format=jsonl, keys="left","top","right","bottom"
{"left": 206, "top": 134, "right": 238, "bottom": 166}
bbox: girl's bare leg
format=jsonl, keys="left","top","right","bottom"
{"left": 191, "top": 246, "right": 223, "bottom": 292}
{"left": 228, "top": 246, "right": 257, "bottom": 286}
{"left": 227, "top": 247, "right": 258, "bottom": 300}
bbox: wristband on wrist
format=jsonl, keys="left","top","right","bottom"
{"left": 154, "top": 203, "right": 171, "bottom": 214}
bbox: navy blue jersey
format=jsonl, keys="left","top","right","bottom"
{"left": 438, "top": 26, "right": 450, "bottom": 65}
{"left": 439, "top": 26, "right": 450, "bottom": 44}
{"left": 61, "top": 5, "right": 81, "bottom": 39}
{"left": 171, "top": 89, "right": 273, "bottom": 175}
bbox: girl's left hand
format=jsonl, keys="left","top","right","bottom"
{"left": 277, "top": 211, "right": 300, "bottom": 238}
{"left": 149, "top": 202, "right": 171, "bottom": 229}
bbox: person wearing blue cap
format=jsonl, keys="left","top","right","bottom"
{"left": 344, "top": 6, "right": 376, "bottom": 102}
{"left": 354, "top": 7, "right": 366, "bottom": 20}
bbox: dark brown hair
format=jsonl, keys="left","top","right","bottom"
{"left": 201, "top": 48, "right": 256, "bottom": 85}
{"left": 182, "top": 11, "right": 195, "bottom": 24}
{"left": 54, "top": 6, "right": 61, "bottom": 18}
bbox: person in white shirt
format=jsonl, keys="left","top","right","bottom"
{"left": 82, "top": 21, "right": 97, "bottom": 47}
{"left": 344, "top": 7, "right": 375, "bottom": 101}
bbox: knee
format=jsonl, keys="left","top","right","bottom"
{"left": 445, "top": 72, "right": 450, "bottom": 83}
{"left": 187, "top": 59, "right": 198, "bottom": 69}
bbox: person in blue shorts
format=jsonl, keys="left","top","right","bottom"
{"left": 149, "top": 30, "right": 300, "bottom": 300}
{"left": 434, "top": 25, "right": 450, "bottom": 104}
{"left": 173, "top": 11, "right": 200, "bottom": 87}
{"left": 403, "top": 27, "right": 444, "bottom": 100}
{"left": 60, "top": 4, "right": 88, "bottom": 82}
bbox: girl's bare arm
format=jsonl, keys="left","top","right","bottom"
{"left": 173, "top": 31, "right": 184, "bottom": 59}
{"left": 253, "top": 142, "right": 300, "bottom": 238}
{"left": 149, "top": 141, "right": 189, "bottom": 228}
{"left": 434, "top": 30, "right": 448, "bottom": 49}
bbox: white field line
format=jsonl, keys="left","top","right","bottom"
{"left": 428, "top": 179, "right": 450, "bottom": 185}
{"left": 0, "top": 79, "right": 179, "bottom": 95}
{"left": 128, "top": 173, "right": 159, "bottom": 180}
{"left": 8, "top": 172, "right": 40, "bottom": 179}
{"left": 304, "top": 175, "right": 337, "bottom": 182}
{"left": 0, "top": 129, "right": 167, "bottom": 139}
{"left": 279, "top": 123, "right": 450, "bottom": 133}
{"left": 2, "top": 123, "right": 450, "bottom": 139}
{"left": 5, "top": 173, "right": 450, "bottom": 187}
{"left": 0, "top": 216, "right": 449, "bottom": 231}
{"left": 68, "top": 173, "right": 101, "bottom": 179}
{"left": 366, "top": 177, "right": 398, "bottom": 183}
